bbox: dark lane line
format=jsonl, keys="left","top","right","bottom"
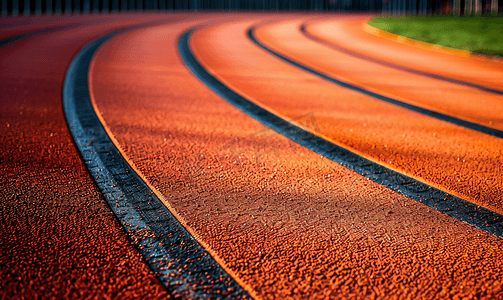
{"left": 248, "top": 26, "right": 503, "bottom": 140}
{"left": 179, "top": 27, "right": 503, "bottom": 238}
{"left": 62, "top": 23, "right": 251, "bottom": 299}
{"left": 0, "top": 18, "right": 161, "bottom": 47}
{"left": 300, "top": 23, "right": 503, "bottom": 96}
{"left": 0, "top": 24, "right": 84, "bottom": 47}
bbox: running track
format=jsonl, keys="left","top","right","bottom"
{"left": 2, "top": 13, "right": 503, "bottom": 299}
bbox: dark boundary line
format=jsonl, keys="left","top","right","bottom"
{"left": 62, "top": 22, "right": 251, "bottom": 299}
{"left": 248, "top": 26, "right": 503, "bottom": 140}
{"left": 179, "top": 27, "right": 503, "bottom": 238}
{"left": 299, "top": 22, "right": 503, "bottom": 96}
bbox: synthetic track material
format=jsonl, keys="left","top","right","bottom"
{"left": 62, "top": 26, "right": 251, "bottom": 299}
{"left": 300, "top": 23, "right": 503, "bottom": 96}
{"left": 179, "top": 27, "right": 503, "bottom": 238}
{"left": 247, "top": 26, "right": 503, "bottom": 139}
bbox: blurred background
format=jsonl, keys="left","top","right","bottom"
{"left": 1, "top": 0, "right": 501, "bottom": 15}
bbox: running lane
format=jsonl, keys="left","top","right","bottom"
{"left": 90, "top": 16, "right": 503, "bottom": 299}
{"left": 0, "top": 14, "right": 205, "bottom": 298}
{"left": 190, "top": 19, "right": 503, "bottom": 216}
{"left": 253, "top": 19, "right": 503, "bottom": 131}
{"left": 303, "top": 15, "right": 503, "bottom": 93}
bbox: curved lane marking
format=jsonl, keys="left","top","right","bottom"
{"left": 299, "top": 21, "right": 503, "bottom": 96}
{"left": 248, "top": 25, "right": 503, "bottom": 140}
{"left": 179, "top": 26, "right": 503, "bottom": 238}
{"left": 62, "top": 23, "right": 252, "bottom": 299}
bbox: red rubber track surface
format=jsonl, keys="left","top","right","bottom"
{"left": 89, "top": 15, "right": 503, "bottom": 299}
{"left": 0, "top": 13, "right": 219, "bottom": 299}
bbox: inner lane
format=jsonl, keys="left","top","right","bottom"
{"left": 0, "top": 15, "right": 200, "bottom": 298}
{"left": 89, "top": 16, "right": 503, "bottom": 299}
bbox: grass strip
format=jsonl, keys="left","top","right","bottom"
{"left": 368, "top": 15, "right": 503, "bottom": 57}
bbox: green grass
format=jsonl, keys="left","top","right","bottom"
{"left": 368, "top": 15, "right": 503, "bottom": 57}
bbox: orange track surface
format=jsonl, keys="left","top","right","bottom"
{"left": 89, "top": 15, "right": 503, "bottom": 299}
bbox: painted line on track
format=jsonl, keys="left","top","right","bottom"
{"left": 179, "top": 27, "right": 503, "bottom": 238}
{"left": 299, "top": 22, "right": 503, "bottom": 96}
{"left": 62, "top": 23, "right": 252, "bottom": 299}
{"left": 247, "top": 26, "right": 503, "bottom": 140}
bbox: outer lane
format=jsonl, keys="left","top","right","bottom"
{"left": 90, "top": 16, "right": 503, "bottom": 299}
{"left": 0, "top": 14, "right": 201, "bottom": 299}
